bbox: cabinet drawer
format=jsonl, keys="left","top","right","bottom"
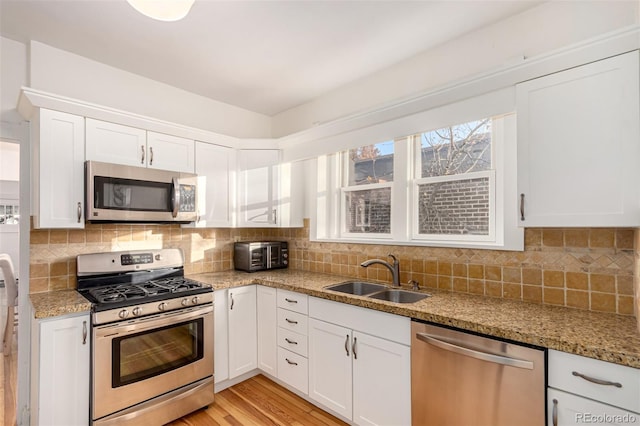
{"left": 277, "top": 309, "right": 308, "bottom": 335}
{"left": 277, "top": 289, "right": 308, "bottom": 314}
{"left": 549, "top": 350, "right": 640, "bottom": 413}
{"left": 548, "top": 388, "right": 639, "bottom": 425}
{"left": 278, "top": 328, "right": 308, "bottom": 357}
{"left": 277, "top": 347, "right": 308, "bottom": 395}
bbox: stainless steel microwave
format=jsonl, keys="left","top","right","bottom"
{"left": 85, "top": 161, "right": 198, "bottom": 223}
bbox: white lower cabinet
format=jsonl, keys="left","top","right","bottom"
{"left": 214, "top": 288, "right": 229, "bottom": 384}
{"left": 228, "top": 285, "right": 257, "bottom": 379}
{"left": 548, "top": 349, "right": 640, "bottom": 425}
{"left": 31, "top": 312, "right": 90, "bottom": 426}
{"left": 308, "top": 297, "right": 411, "bottom": 425}
{"left": 257, "top": 286, "right": 278, "bottom": 376}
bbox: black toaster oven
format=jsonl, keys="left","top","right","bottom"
{"left": 233, "top": 241, "right": 288, "bottom": 272}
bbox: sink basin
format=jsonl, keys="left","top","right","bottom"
{"left": 324, "top": 281, "right": 388, "bottom": 296}
{"left": 367, "top": 289, "right": 430, "bottom": 303}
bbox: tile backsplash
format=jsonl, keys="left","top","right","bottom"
{"left": 29, "top": 218, "right": 636, "bottom": 316}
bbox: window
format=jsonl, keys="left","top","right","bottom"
{"left": 412, "top": 119, "right": 495, "bottom": 241}
{"left": 312, "top": 88, "right": 522, "bottom": 250}
{"left": 341, "top": 141, "right": 393, "bottom": 236}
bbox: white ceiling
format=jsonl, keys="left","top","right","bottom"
{"left": 0, "top": 0, "right": 541, "bottom": 116}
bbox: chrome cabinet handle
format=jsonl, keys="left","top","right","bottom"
{"left": 285, "top": 298, "right": 298, "bottom": 304}
{"left": 285, "top": 358, "right": 298, "bottom": 366}
{"left": 141, "top": 145, "right": 145, "bottom": 164}
{"left": 229, "top": 293, "right": 234, "bottom": 310}
{"left": 416, "top": 332, "right": 534, "bottom": 370}
{"left": 273, "top": 208, "right": 277, "bottom": 224}
{"left": 552, "top": 398, "right": 558, "bottom": 426}
{"left": 149, "top": 146, "right": 154, "bottom": 165}
{"left": 345, "top": 334, "right": 350, "bottom": 356}
{"left": 77, "top": 202, "right": 82, "bottom": 223}
{"left": 572, "top": 371, "right": 622, "bottom": 388}
{"left": 285, "top": 338, "right": 298, "bottom": 345}
{"left": 82, "top": 320, "right": 87, "bottom": 345}
{"left": 285, "top": 318, "right": 298, "bottom": 324}
{"left": 520, "top": 193, "right": 525, "bottom": 221}
{"left": 352, "top": 336, "right": 357, "bottom": 360}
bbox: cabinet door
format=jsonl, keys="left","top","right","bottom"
{"left": 147, "top": 131, "right": 195, "bottom": 173}
{"left": 237, "top": 149, "right": 279, "bottom": 227}
{"left": 516, "top": 51, "right": 640, "bottom": 227}
{"left": 308, "top": 318, "right": 353, "bottom": 420}
{"left": 548, "top": 388, "right": 638, "bottom": 425}
{"left": 257, "top": 286, "right": 278, "bottom": 377}
{"left": 228, "top": 285, "right": 257, "bottom": 379}
{"left": 36, "top": 109, "right": 85, "bottom": 229}
{"left": 37, "top": 313, "right": 90, "bottom": 426}
{"left": 214, "top": 288, "right": 229, "bottom": 384}
{"left": 85, "top": 118, "right": 146, "bottom": 167}
{"left": 352, "top": 331, "right": 411, "bottom": 426}
{"left": 193, "top": 142, "right": 236, "bottom": 227}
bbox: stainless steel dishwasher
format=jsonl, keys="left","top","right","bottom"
{"left": 411, "top": 320, "right": 546, "bottom": 426}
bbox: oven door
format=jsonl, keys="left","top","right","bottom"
{"left": 92, "top": 304, "right": 213, "bottom": 421}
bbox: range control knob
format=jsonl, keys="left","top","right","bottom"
{"left": 118, "top": 309, "right": 129, "bottom": 319}
{"left": 181, "top": 298, "right": 189, "bottom": 306}
{"left": 155, "top": 254, "right": 162, "bottom": 261}
{"left": 158, "top": 302, "right": 167, "bottom": 311}
{"left": 132, "top": 307, "right": 142, "bottom": 316}
{"left": 192, "top": 296, "right": 200, "bottom": 304}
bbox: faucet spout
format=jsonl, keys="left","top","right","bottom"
{"left": 360, "top": 254, "right": 400, "bottom": 287}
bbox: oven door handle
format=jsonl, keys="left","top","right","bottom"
{"left": 94, "top": 304, "right": 213, "bottom": 338}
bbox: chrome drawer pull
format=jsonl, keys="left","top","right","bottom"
{"left": 285, "top": 298, "right": 298, "bottom": 304}
{"left": 82, "top": 320, "right": 87, "bottom": 345}
{"left": 345, "top": 334, "right": 350, "bottom": 356}
{"left": 285, "top": 338, "right": 298, "bottom": 345}
{"left": 285, "top": 318, "right": 298, "bottom": 324}
{"left": 552, "top": 399, "right": 558, "bottom": 426}
{"left": 285, "top": 358, "right": 298, "bottom": 366}
{"left": 572, "top": 371, "right": 622, "bottom": 388}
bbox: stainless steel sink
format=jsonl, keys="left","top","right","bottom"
{"left": 325, "top": 281, "right": 430, "bottom": 303}
{"left": 324, "top": 281, "right": 388, "bottom": 296}
{"left": 367, "top": 289, "right": 430, "bottom": 303}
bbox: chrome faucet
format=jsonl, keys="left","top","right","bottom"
{"left": 360, "top": 254, "right": 400, "bottom": 287}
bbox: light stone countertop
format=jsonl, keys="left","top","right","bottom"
{"left": 29, "top": 269, "right": 640, "bottom": 369}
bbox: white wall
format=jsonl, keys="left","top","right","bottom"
{"left": 272, "top": 1, "right": 640, "bottom": 137}
{"left": 1, "top": 37, "right": 29, "bottom": 125}
{"left": 26, "top": 40, "right": 272, "bottom": 139}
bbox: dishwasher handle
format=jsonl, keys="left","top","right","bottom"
{"left": 416, "top": 332, "right": 534, "bottom": 370}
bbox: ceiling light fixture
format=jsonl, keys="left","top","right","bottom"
{"left": 126, "top": 0, "right": 195, "bottom": 22}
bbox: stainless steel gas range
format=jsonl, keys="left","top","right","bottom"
{"left": 77, "top": 248, "right": 214, "bottom": 426}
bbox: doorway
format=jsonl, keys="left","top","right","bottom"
{"left": 0, "top": 139, "right": 19, "bottom": 425}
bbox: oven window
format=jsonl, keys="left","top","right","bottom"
{"left": 94, "top": 176, "right": 171, "bottom": 212}
{"left": 112, "top": 318, "right": 203, "bottom": 387}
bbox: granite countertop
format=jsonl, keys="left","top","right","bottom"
{"left": 29, "top": 269, "right": 640, "bottom": 369}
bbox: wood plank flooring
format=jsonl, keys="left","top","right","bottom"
{"left": 167, "top": 375, "right": 347, "bottom": 426}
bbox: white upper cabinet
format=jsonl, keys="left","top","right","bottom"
{"left": 237, "top": 149, "right": 304, "bottom": 228}
{"left": 86, "top": 119, "right": 194, "bottom": 173}
{"left": 516, "top": 51, "right": 640, "bottom": 227}
{"left": 237, "top": 149, "right": 280, "bottom": 227}
{"left": 32, "top": 109, "right": 85, "bottom": 229}
{"left": 192, "top": 142, "right": 236, "bottom": 227}
{"left": 146, "top": 131, "right": 195, "bottom": 173}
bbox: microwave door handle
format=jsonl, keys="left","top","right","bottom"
{"left": 171, "top": 178, "right": 180, "bottom": 218}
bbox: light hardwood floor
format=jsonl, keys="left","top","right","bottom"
{"left": 1, "top": 304, "right": 17, "bottom": 426}
{"left": 167, "top": 375, "right": 347, "bottom": 426}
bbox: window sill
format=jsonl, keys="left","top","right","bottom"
{"left": 309, "top": 235, "right": 524, "bottom": 251}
